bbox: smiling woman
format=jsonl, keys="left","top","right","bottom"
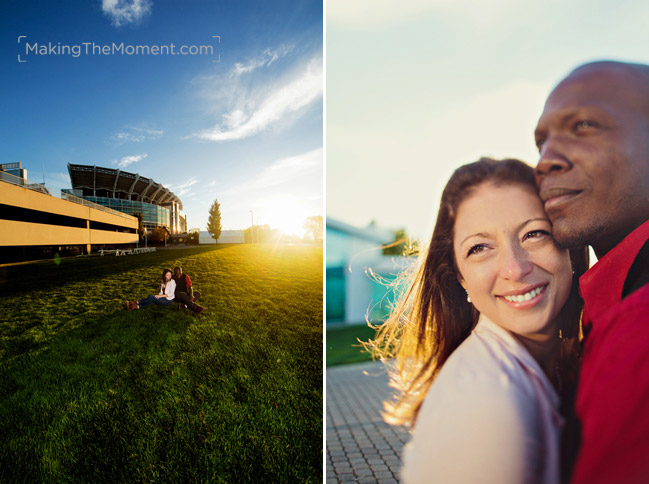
{"left": 453, "top": 182, "right": 573, "bottom": 347}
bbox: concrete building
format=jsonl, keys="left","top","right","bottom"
{"left": 65, "top": 164, "right": 186, "bottom": 234}
{"left": 326, "top": 218, "right": 412, "bottom": 325}
{"left": 199, "top": 230, "right": 245, "bottom": 244}
{"left": 0, "top": 168, "right": 138, "bottom": 261}
{"left": 0, "top": 162, "right": 27, "bottom": 180}
{"left": 0, "top": 162, "right": 49, "bottom": 195}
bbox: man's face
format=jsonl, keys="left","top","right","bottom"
{"left": 534, "top": 65, "right": 649, "bottom": 256}
{"left": 174, "top": 268, "right": 182, "bottom": 278}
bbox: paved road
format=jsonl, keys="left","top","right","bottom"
{"left": 326, "top": 360, "right": 411, "bottom": 484}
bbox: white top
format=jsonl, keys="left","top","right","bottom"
{"left": 401, "top": 315, "right": 562, "bottom": 484}
{"left": 158, "top": 279, "right": 176, "bottom": 300}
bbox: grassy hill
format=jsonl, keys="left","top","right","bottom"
{"left": 0, "top": 244, "right": 322, "bottom": 483}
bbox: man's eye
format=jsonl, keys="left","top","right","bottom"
{"left": 535, "top": 138, "right": 546, "bottom": 152}
{"left": 575, "top": 120, "right": 596, "bottom": 131}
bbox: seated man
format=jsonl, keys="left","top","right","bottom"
{"left": 172, "top": 266, "right": 205, "bottom": 314}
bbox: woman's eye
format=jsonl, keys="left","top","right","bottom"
{"left": 523, "top": 229, "right": 551, "bottom": 241}
{"left": 467, "top": 244, "right": 487, "bottom": 257}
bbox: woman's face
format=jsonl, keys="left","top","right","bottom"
{"left": 164, "top": 271, "right": 172, "bottom": 282}
{"left": 453, "top": 182, "right": 572, "bottom": 343}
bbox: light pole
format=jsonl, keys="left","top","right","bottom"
{"left": 250, "top": 210, "right": 254, "bottom": 244}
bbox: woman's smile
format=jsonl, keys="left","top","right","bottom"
{"left": 497, "top": 283, "right": 548, "bottom": 308}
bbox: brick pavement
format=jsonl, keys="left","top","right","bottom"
{"left": 326, "top": 360, "right": 410, "bottom": 484}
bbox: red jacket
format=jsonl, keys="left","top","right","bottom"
{"left": 173, "top": 274, "right": 192, "bottom": 293}
{"left": 572, "top": 218, "right": 649, "bottom": 484}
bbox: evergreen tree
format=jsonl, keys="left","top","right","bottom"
{"left": 207, "top": 199, "right": 222, "bottom": 242}
{"left": 133, "top": 212, "right": 145, "bottom": 242}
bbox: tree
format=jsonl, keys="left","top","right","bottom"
{"left": 188, "top": 227, "right": 200, "bottom": 245}
{"left": 207, "top": 199, "right": 222, "bottom": 242}
{"left": 382, "top": 228, "right": 419, "bottom": 256}
{"left": 149, "top": 226, "right": 170, "bottom": 245}
{"left": 304, "top": 216, "right": 323, "bottom": 242}
{"left": 243, "top": 224, "right": 279, "bottom": 244}
{"left": 133, "top": 212, "right": 145, "bottom": 242}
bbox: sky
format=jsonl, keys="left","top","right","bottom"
{"left": 1, "top": 0, "right": 323, "bottom": 236}
{"left": 326, "top": 0, "right": 649, "bottom": 241}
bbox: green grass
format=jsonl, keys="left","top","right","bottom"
{"left": 326, "top": 324, "right": 377, "bottom": 367}
{"left": 0, "top": 244, "right": 322, "bottom": 483}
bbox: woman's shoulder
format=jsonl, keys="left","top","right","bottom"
{"left": 437, "top": 329, "right": 516, "bottom": 386}
{"left": 423, "top": 328, "right": 539, "bottom": 417}
{"left": 403, "top": 325, "right": 558, "bottom": 484}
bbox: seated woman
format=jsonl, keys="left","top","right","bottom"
{"left": 371, "top": 158, "right": 588, "bottom": 484}
{"left": 125, "top": 268, "right": 176, "bottom": 310}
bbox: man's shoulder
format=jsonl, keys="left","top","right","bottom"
{"left": 623, "top": 238, "right": 649, "bottom": 297}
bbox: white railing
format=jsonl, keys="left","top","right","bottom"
{"left": 0, "top": 170, "right": 136, "bottom": 221}
{"left": 0, "top": 170, "right": 50, "bottom": 195}
{"left": 61, "top": 192, "right": 136, "bottom": 220}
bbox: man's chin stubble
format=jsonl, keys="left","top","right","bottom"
{"left": 553, "top": 219, "right": 603, "bottom": 251}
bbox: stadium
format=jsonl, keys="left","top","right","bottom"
{"left": 64, "top": 163, "right": 187, "bottom": 234}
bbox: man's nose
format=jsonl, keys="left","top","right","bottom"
{"left": 498, "top": 246, "right": 533, "bottom": 281}
{"left": 535, "top": 138, "right": 572, "bottom": 180}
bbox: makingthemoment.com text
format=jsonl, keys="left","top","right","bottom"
{"left": 22, "top": 41, "right": 215, "bottom": 58}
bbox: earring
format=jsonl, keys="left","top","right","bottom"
{"left": 466, "top": 291, "right": 471, "bottom": 303}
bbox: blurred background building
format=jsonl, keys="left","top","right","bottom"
{"left": 199, "top": 230, "right": 245, "bottom": 244}
{"left": 326, "top": 218, "right": 414, "bottom": 325}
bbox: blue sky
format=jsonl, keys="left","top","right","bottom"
{"left": 1, "top": 0, "right": 323, "bottom": 235}
{"left": 326, "top": 0, "right": 649, "bottom": 240}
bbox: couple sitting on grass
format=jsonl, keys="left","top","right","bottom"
{"left": 125, "top": 266, "right": 206, "bottom": 315}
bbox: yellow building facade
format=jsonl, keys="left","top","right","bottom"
{"left": 0, "top": 180, "right": 138, "bottom": 253}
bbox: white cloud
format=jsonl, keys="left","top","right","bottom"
{"left": 166, "top": 177, "right": 198, "bottom": 197}
{"left": 202, "top": 148, "right": 322, "bottom": 231}
{"left": 231, "top": 46, "right": 293, "bottom": 77}
{"left": 101, "top": 0, "right": 152, "bottom": 27}
{"left": 193, "top": 56, "right": 322, "bottom": 142}
{"left": 222, "top": 147, "right": 322, "bottom": 197}
{"left": 43, "top": 172, "right": 73, "bottom": 192}
{"left": 111, "top": 126, "right": 163, "bottom": 144}
{"left": 111, "top": 153, "right": 148, "bottom": 169}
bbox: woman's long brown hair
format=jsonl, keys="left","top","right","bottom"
{"left": 161, "top": 268, "right": 172, "bottom": 294}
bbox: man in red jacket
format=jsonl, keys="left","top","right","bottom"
{"left": 534, "top": 60, "right": 649, "bottom": 484}
{"left": 173, "top": 266, "right": 205, "bottom": 314}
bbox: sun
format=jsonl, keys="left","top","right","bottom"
{"left": 263, "top": 205, "right": 308, "bottom": 237}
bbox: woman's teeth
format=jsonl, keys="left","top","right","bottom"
{"left": 503, "top": 285, "right": 545, "bottom": 303}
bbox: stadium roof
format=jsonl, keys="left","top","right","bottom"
{"left": 67, "top": 164, "right": 182, "bottom": 209}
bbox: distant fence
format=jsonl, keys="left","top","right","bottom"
{"left": 99, "top": 248, "right": 156, "bottom": 256}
